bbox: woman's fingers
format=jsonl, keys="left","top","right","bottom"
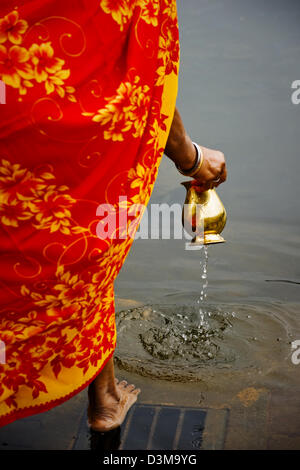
{"left": 220, "top": 163, "right": 227, "bottom": 182}
{"left": 213, "top": 165, "right": 227, "bottom": 187}
{"left": 200, "top": 166, "right": 227, "bottom": 190}
{"left": 189, "top": 146, "right": 227, "bottom": 189}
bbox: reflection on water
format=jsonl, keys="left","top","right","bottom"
{"left": 89, "top": 427, "right": 121, "bottom": 451}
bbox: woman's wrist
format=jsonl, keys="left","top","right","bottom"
{"left": 164, "top": 107, "right": 202, "bottom": 172}
{"left": 176, "top": 135, "right": 197, "bottom": 170}
{"left": 176, "top": 142, "right": 204, "bottom": 176}
{"left": 165, "top": 132, "right": 197, "bottom": 169}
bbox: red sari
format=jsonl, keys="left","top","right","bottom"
{"left": 0, "top": 0, "right": 179, "bottom": 426}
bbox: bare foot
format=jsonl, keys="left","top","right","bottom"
{"left": 88, "top": 378, "right": 141, "bottom": 432}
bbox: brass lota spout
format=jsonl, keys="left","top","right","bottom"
{"left": 181, "top": 181, "right": 227, "bottom": 245}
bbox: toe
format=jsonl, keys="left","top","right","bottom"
{"left": 126, "top": 384, "right": 136, "bottom": 392}
{"left": 132, "top": 388, "right": 141, "bottom": 395}
{"left": 119, "top": 380, "right": 128, "bottom": 388}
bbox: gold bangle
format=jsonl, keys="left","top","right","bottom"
{"left": 176, "top": 142, "right": 204, "bottom": 177}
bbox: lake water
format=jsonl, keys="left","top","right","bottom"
{"left": 114, "top": 0, "right": 300, "bottom": 436}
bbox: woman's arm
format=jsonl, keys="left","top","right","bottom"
{"left": 164, "top": 107, "right": 227, "bottom": 190}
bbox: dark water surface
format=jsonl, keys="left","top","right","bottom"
{"left": 115, "top": 0, "right": 300, "bottom": 439}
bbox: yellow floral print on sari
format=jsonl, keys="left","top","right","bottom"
{"left": 0, "top": 0, "right": 179, "bottom": 427}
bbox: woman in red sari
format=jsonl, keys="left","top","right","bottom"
{"left": 0, "top": 0, "right": 226, "bottom": 431}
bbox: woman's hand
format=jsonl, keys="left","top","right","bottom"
{"left": 164, "top": 107, "right": 227, "bottom": 190}
{"left": 192, "top": 145, "right": 227, "bottom": 190}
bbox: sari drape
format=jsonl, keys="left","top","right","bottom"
{"left": 0, "top": 0, "right": 179, "bottom": 426}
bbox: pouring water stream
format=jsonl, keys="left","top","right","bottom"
{"left": 196, "top": 245, "right": 209, "bottom": 327}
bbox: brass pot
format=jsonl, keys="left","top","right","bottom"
{"left": 182, "top": 181, "right": 227, "bottom": 245}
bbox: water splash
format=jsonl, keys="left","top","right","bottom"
{"left": 115, "top": 303, "right": 237, "bottom": 381}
